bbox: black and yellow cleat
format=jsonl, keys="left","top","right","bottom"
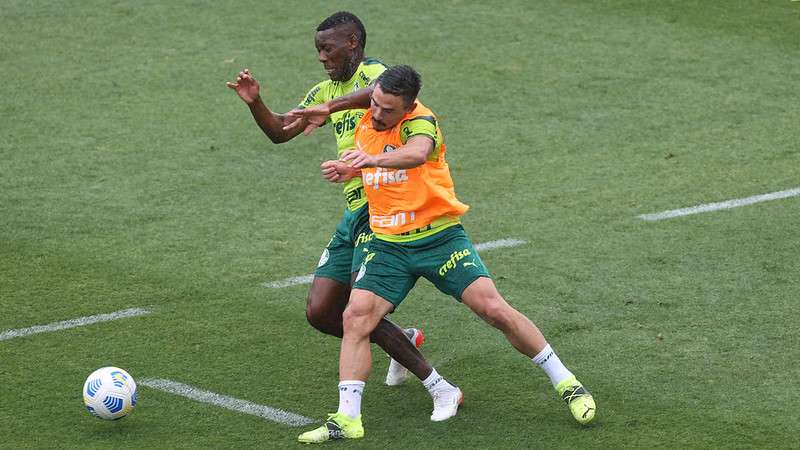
{"left": 298, "top": 412, "right": 364, "bottom": 444}
{"left": 556, "top": 376, "right": 596, "bottom": 425}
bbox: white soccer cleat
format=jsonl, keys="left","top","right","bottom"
{"left": 430, "top": 387, "right": 463, "bottom": 422}
{"left": 384, "top": 328, "right": 425, "bottom": 386}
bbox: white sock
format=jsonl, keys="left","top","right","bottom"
{"left": 337, "top": 380, "right": 365, "bottom": 419}
{"left": 422, "top": 368, "right": 455, "bottom": 394}
{"left": 531, "top": 344, "right": 574, "bottom": 387}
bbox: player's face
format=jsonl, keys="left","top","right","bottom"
{"left": 370, "top": 85, "right": 414, "bottom": 131}
{"left": 314, "top": 26, "right": 358, "bottom": 82}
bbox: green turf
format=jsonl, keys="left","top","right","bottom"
{"left": 1, "top": 1, "right": 799, "bottom": 448}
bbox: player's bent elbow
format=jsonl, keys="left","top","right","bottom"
{"left": 409, "top": 149, "right": 429, "bottom": 167}
{"left": 257, "top": 125, "right": 293, "bottom": 144}
{"left": 267, "top": 133, "right": 290, "bottom": 144}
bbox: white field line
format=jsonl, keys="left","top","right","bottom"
{"left": 0, "top": 307, "right": 152, "bottom": 342}
{"left": 474, "top": 238, "right": 527, "bottom": 251}
{"left": 638, "top": 187, "right": 800, "bottom": 221}
{"left": 140, "top": 378, "right": 316, "bottom": 426}
{"left": 262, "top": 238, "right": 527, "bottom": 288}
{"left": 264, "top": 274, "right": 314, "bottom": 289}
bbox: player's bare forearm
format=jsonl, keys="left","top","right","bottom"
{"left": 283, "top": 87, "right": 372, "bottom": 136}
{"left": 227, "top": 69, "right": 304, "bottom": 144}
{"left": 327, "top": 86, "right": 373, "bottom": 113}
{"left": 342, "top": 136, "right": 433, "bottom": 170}
{"left": 375, "top": 135, "right": 433, "bottom": 168}
{"left": 247, "top": 98, "right": 304, "bottom": 144}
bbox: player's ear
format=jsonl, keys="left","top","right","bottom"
{"left": 348, "top": 33, "right": 359, "bottom": 50}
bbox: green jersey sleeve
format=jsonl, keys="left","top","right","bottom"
{"left": 298, "top": 81, "right": 327, "bottom": 108}
{"left": 360, "top": 58, "right": 388, "bottom": 86}
{"left": 400, "top": 116, "right": 443, "bottom": 161}
{"left": 402, "top": 115, "right": 440, "bottom": 143}
{"left": 298, "top": 81, "right": 333, "bottom": 125}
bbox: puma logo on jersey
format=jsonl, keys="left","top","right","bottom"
{"left": 362, "top": 167, "right": 408, "bottom": 190}
{"left": 463, "top": 261, "right": 477, "bottom": 268}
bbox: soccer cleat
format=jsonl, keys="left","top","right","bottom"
{"left": 384, "top": 328, "right": 426, "bottom": 386}
{"left": 430, "top": 387, "right": 463, "bottom": 422}
{"left": 298, "top": 413, "right": 364, "bottom": 444}
{"left": 555, "top": 376, "right": 596, "bottom": 425}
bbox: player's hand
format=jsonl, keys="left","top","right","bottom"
{"left": 321, "top": 160, "right": 360, "bottom": 183}
{"left": 284, "top": 104, "right": 331, "bottom": 136}
{"left": 226, "top": 69, "right": 261, "bottom": 105}
{"left": 340, "top": 150, "right": 376, "bottom": 169}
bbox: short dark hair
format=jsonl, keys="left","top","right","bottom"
{"left": 317, "top": 11, "right": 367, "bottom": 50}
{"left": 376, "top": 65, "right": 421, "bottom": 107}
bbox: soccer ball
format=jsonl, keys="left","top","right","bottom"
{"left": 83, "top": 366, "right": 137, "bottom": 420}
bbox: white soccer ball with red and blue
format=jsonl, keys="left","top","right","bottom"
{"left": 82, "top": 366, "right": 137, "bottom": 420}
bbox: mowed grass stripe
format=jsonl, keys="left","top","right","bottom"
{"left": 140, "top": 378, "right": 315, "bottom": 426}
{"left": 0, "top": 307, "right": 152, "bottom": 342}
{"left": 262, "top": 238, "right": 527, "bottom": 288}
{"left": 639, "top": 187, "right": 800, "bottom": 221}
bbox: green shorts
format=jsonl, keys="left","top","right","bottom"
{"left": 314, "top": 203, "right": 374, "bottom": 285}
{"left": 353, "top": 225, "right": 491, "bottom": 307}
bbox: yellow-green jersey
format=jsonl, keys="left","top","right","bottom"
{"left": 298, "top": 58, "right": 387, "bottom": 211}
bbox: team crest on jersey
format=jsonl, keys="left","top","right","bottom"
{"left": 317, "top": 248, "right": 330, "bottom": 267}
{"left": 355, "top": 263, "right": 366, "bottom": 282}
{"left": 383, "top": 145, "right": 397, "bottom": 153}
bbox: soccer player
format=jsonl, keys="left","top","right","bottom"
{"left": 227, "top": 13, "right": 456, "bottom": 405}
{"left": 296, "top": 65, "right": 597, "bottom": 443}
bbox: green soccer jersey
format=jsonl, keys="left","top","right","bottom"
{"left": 299, "top": 57, "right": 387, "bottom": 211}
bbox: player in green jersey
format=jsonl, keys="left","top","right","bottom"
{"left": 227, "top": 12, "right": 460, "bottom": 414}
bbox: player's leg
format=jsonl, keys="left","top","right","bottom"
{"left": 357, "top": 237, "right": 462, "bottom": 422}
{"left": 420, "top": 225, "right": 594, "bottom": 424}
{"left": 460, "top": 277, "right": 545, "bottom": 356}
{"left": 298, "top": 288, "right": 393, "bottom": 444}
{"left": 305, "top": 276, "right": 348, "bottom": 338}
{"left": 371, "top": 317, "right": 429, "bottom": 383}
{"left": 460, "top": 277, "right": 596, "bottom": 425}
{"left": 306, "top": 270, "right": 432, "bottom": 382}
{"left": 307, "top": 212, "right": 355, "bottom": 338}
{"left": 345, "top": 206, "right": 432, "bottom": 385}
{"left": 308, "top": 247, "right": 433, "bottom": 387}
{"left": 340, "top": 289, "right": 396, "bottom": 380}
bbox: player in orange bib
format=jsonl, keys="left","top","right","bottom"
{"left": 296, "top": 65, "right": 596, "bottom": 444}
{"left": 354, "top": 99, "right": 468, "bottom": 236}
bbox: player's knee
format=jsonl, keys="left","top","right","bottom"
{"left": 342, "top": 301, "right": 374, "bottom": 337}
{"left": 341, "top": 305, "right": 360, "bottom": 332}
{"left": 305, "top": 292, "right": 343, "bottom": 336}
{"left": 479, "top": 297, "right": 515, "bottom": 330}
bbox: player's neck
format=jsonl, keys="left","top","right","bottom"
{"left": 341, "top": 52, "right": 364, "bottom": 81}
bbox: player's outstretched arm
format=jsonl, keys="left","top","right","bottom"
{"left": 227, "top": 69, "right": 306, "bottom": 144}
{"left": 340, "top": 135, "right": 433, "bottom": 170}
{"left": 326, "top": 86, "right": 373, "bottom": 113}
{"left": 284, "top": 86, "right": 374, "bottom": 136}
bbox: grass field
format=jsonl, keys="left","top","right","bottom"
{"left": 2, "top": 1, "right": 799, "bottom": 448}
